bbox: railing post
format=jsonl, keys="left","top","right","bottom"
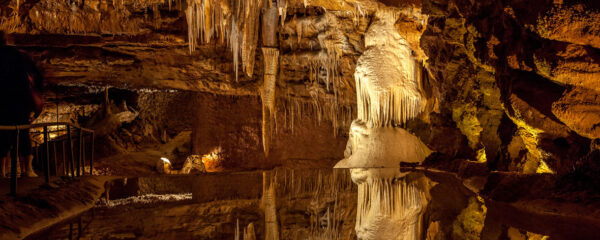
{"left": 78, "top": 216, "right": 82, "bottom": 238}
{"left": 35, "top": 144, "right": 39, "bottom": 173}
{"left": 82, "top": 133, "right": 86, "bottom": 175}
{"left": 90, "top": 132, "right": 94, "bottom": 175}
{"left": 62, "top": 141, "right": 67, "bottom": 176}
{"left": 43, "top": 126, "right": 50, "bottom": 183}
{"left": 53, "top": 141, "right": 58, "bottom": 176}
{"left": 9, "top": 128, "right": 19, "bottom": 196}
{"left": 69, "top": 222, "right": 73, "bottom": 240}
{"left": 67, "top": 125, "right": 75, "bottom": 178}
{"left": 77, "top": 128, "right": 82, "bottom": 177}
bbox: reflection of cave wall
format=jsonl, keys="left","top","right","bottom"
{"left": 191, "top": 93, "right": 347, "bottom": 170}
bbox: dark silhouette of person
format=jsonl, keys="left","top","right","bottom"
{"left": 0, "top": 31, "right": 44, "bottom": 177}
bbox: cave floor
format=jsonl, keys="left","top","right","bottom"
{"left": 0, "top": 176, "right": 117, "bottom": 239}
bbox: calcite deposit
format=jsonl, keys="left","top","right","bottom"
{"left": 2, "top": 0, "right": 600, "bottom": 239}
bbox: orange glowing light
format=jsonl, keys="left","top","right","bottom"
{"left": 201, "top": 147, "right": 223, "bottom": 172}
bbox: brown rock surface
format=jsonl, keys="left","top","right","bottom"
{"left": 553, "top": 87, "right": 600, "bottom": 139}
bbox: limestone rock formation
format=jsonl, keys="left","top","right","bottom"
{"left": 335, "top": 6, "right": 432, "bottom": 240}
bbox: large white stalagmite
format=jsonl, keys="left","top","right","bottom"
{"left": 354, "top": 10, "right": 425, "bottom": 127}
{"left": 335, "top": 8, "right": 432, "bottom": 240}
{"left": 334, "top": 8, "right": 431, "bottom": 169}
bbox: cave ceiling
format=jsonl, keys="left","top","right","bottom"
{"left": 0, "top": 0, "right": 426, "bottom": 107}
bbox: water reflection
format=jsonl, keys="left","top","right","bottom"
{"left": 25, "top": 169, "right": 600, "bottom": 240}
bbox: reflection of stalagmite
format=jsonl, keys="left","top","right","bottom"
{"left": 353, "top": 169, "right": 428, "bottom": 240}
{"left": 335, "top": 121, "right": 431, "bottom": 168}
{"left": 261, "top": 171, "right": 279, "bottom": 240}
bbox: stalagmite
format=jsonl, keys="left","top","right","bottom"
{"left": 354, "top": 10, "right": 426, "bottom": 127}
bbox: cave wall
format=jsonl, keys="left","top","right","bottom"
{"left": 419, "top": 0, "right": 599, "bottom": 175}
{"left": 191, "top": 93, "right": 347, "bottom": 170}
{"left": 2, "top": 0, "right": 599, "bottom": 175}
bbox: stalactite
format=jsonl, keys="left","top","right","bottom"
{"left": 241, "top": 0, "right": 262, "bottom": 77}
{"left": 185, "top": 4, "right": 196, "bottom": 53}
{"left": 261, "top": 48, "right": 279, "bottom": 157}
{"left": 230, "top": 19, "right": 241, "bottom": 81}
{"left": 276, "top": 96, "right": 355, "bottom": 136}
{"left": 277, "top": 0, "right": 287, "bottom": 26}
{"left": 185, "top": 0, "right": 264, "bottom": 80}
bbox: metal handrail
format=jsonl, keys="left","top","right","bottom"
{"left": 1, "top": 122, "right": 95, "bottom": 196}
{"left": 0, "top": 122, "right": 93, "bottom": 132}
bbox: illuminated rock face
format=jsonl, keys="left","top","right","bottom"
{"left": 335, "top": 9, "right": 431, "bottom": 240}
{"left": 354, "top": 10, "right": 425, "bottom": 128}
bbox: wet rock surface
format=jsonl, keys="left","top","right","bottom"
{"left": 1, "top": 0, "right": 600, "bottom": 239}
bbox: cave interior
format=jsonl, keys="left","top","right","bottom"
{"left": 1, "top": 0, "right": 600, "bottom": 239}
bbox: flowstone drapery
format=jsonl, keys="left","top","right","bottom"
{"left": 335, "top": 9, "right": 432, "bottom": 240}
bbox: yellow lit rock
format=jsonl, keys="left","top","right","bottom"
{"left": 452, "top": 196, "right": 487, "bottom": 240}
{"left": 475, "top": 148, "right": 487, "bottom": 163}
{"left": 536, "top": 160, "right": 554, "bottom": 174}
